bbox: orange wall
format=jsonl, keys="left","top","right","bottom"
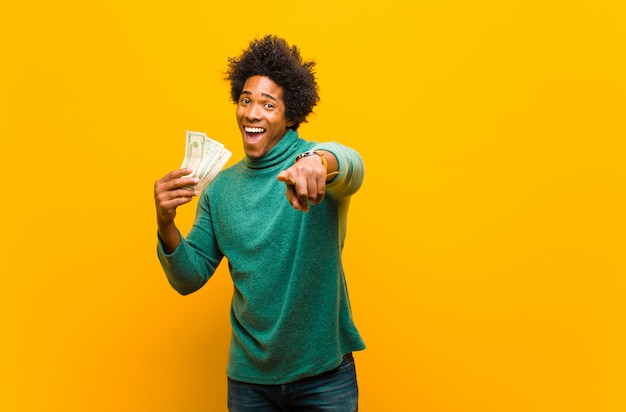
{"left": 1, "top": 1, "right": 625, "bottom": 411}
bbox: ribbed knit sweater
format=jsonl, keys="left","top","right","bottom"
{"left": 157, "top": 130, "right": 365, "bottom": 384}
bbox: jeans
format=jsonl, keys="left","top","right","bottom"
{"left": 227, "top": 354, "right": 359, "bottom": 411}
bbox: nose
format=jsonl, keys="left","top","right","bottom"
{"left": 244, "top": 103, "right": 261, "bottom": 121}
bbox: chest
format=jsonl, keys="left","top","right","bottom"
{"left": 209, "top": 173, "right": 301, "bottom": 254}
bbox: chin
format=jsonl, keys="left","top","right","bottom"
{"left": 244, "top": 147, "right": 264, "bottom": 159}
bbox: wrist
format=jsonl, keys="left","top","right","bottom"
{"left": 295, "top": 149, "right": 338, "bottom": 179}
{"left": 295, "top": 149, "right": 326, "bottom": 168}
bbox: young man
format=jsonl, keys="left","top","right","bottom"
{"left": 154, "top": 35, "right": 365, "bottom": 411}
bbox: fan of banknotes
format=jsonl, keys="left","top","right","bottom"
{"left": 181, "top": 130, "right": 232, "bottom": 192}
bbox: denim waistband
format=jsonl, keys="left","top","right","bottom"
{"left": 340, "top": 353, "right": 354, "bottom": 366}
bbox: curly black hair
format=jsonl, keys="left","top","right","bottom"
{"left": 225, "top": 35, "right": 320, "bottom": 130}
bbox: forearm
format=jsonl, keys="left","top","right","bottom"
{"left": 157, "top": 199, "right": 224, "bottom": 295}
{"left": 319, "top": 150, "right": 338, "bottom": 181}
{"left": 157, "top": 233, "right": 221, "bottom": 295}
{"left": 318, "top": 143, "right": 364, "bottom": 196}
{"left": 158, "top": 220, "right": 181, "bottom": 254}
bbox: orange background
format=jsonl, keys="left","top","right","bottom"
{"left": 1, "top": 1, "right": 625, "bottom": 411}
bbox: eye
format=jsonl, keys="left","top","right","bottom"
{"left": 265, "top": 103, "right": 275, "bottom": 109}
{"left": 239, "top": 97, "right": 250, "bottom": 105}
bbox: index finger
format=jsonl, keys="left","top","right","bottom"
{"left": 165, "top": 167, "right": 193, "bottom": 180}
{"left": 277, "top": 170, "right": 296, "bottom": 186}
{"left": 156, "top": 168, "right": 199, "bottom": 193}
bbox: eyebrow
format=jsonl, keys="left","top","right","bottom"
{"left": 240, "top": 90, "right": 279, "bottom": 103}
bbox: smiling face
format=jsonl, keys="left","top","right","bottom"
{"left": 236, "top": 75, "right": 295, "bottom": 159}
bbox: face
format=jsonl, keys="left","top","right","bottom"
{"left": 236, "top": 75, "right": 294, "bottom": 159}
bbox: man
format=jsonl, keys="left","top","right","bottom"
{"left": 154, "top": 35, "right": 365, "bottom": 411}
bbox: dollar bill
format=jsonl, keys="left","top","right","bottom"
{"left": 181, "top": 130, "right": 231, "bottom": 191}
{"left": 181, "top": 131, "right": 207, "bottom": 175}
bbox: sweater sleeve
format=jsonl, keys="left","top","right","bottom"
{"left": 156, "top": 192, "right": 224, "bottom": 295}
{"left": 317, "top": 142, "right": 365, "bottom": 198}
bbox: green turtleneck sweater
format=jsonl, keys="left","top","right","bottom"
{"left": 157, "top": 130, "right": 365, "bottom": 384}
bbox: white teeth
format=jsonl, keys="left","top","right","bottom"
{"left": 245, "top": 127, "right": 265, "bottom": 133}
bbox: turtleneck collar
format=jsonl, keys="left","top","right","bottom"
{"left": 244, "top": 129, "right": 300, "bottom": 170}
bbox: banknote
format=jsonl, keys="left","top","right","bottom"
{"left": 181, "top": 130, "right": 231, "bottom": 191}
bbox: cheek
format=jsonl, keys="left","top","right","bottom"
{"left": 269, "top": 112, "right": 289, "bottom": 128}
{"left": 235, "top": 109, "right": 248, "bottom": 125}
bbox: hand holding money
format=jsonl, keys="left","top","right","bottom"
{"left": 154, "top": 131, "right": 231, "bottom": 252}
{"left": 181, "top": 130, "right": 231, "bottom": 192}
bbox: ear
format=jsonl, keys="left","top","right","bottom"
{"left": 287, "top": 119, "right": 296, "bottom": 128}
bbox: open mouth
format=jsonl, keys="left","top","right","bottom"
{"left": 243, "top": 126, "right": 266, "bottom": 144}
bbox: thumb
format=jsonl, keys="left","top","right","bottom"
{"left": 277, "top": 171, "right": 295, "bottom": 185}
